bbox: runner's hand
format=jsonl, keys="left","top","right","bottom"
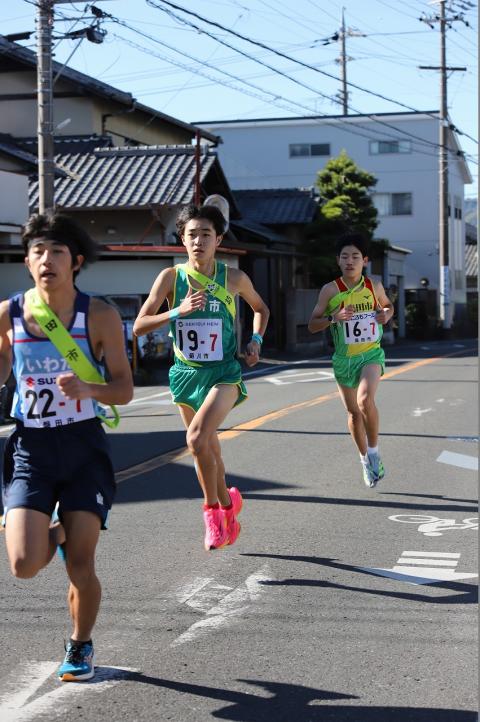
{"left": 334, "top": 304, "right": 355, "bottom": 322}
{"left": 244, "top": 340, "right": 260, "bottom": 367}
{"left": 179, "top": 288, "right": 207, "bottom": 315}
{"left": 56, "top": 373, "right": 91, "bottom": 400}
{"left": 375, "top": 307, "right": 391, "bottom": 324}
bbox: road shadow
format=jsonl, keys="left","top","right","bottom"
{"left": 93, "top": 670, "right": 477, "bottom": 721}
{"left": 244, "top": 553, "right": 478, "bottom": 605}
{"left": 240, "top": 492, "right": 477, "bottom": 514}
{"left": 381, "top": 492, "right": 478, "bottom": 506}
{"left": 114, "top": 466, "right": 290, "bottom": 504}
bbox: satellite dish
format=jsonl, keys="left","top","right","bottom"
{"left": 203, "top": 194, "right": 229, "bottom": 233}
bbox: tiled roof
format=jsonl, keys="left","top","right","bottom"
{"left": 29, "top": 145, "right": 221, "bottom": 210}
{"left": 19, "top": 135, "right": 113, "bottom": 156}
{"left": 0, "top": 134, "right": 38, "bottom": 170}
{"left": 233, "top": 188, "right": 318, "bottom": 225}
{"left": 465, "top": 242, "right": 478, "bottom": 278}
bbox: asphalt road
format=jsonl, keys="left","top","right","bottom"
{"left": 0, "top": 339, "right": 478, "bottom": 722}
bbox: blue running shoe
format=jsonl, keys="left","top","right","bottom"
{"left": 361, "top": 457, "right": 377, "bottom": 488}
{"left": 58, "top": 640, "right": 94, "bottom": 681}
{"left": 368, "top": 452, "right": 385, "bottom": 482}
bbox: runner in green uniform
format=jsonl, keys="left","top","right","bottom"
{"left": 133, "top": 202, "right": 269, "bottom": 550}
{"left": 308, "top": 232, "right": 393, "bottom": 487}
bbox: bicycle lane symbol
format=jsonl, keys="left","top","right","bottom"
{"left": 389, "top": 514, "right": 478, "bottom": 537}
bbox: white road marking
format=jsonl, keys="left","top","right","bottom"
{"left": 265, "top": 370, "right": 334, "bottom": 386}
{"left": 437, "top": 450, "right": 478, "bottom": 471}
{"left": 361, "top": 551, "right": 477, "bottom": 586}
{"left": 0, "top": 665, "right": 137, "bottom": 722}
{"left": 412, "top": 407, "right": 433, "bottom": 417}
{"left": 0, "top": 662, "right": 58, "bottom": 715}
{"left": 446, "top": 436, "right": 478, "bottom": 443}
{"left": 389, "top": 514, "right": 478, "bottom": 536}
{"left": 172, "top": 565, "right": 273, "bottom": 646}
{"left": 177, "top": 576, "right": 215, "bottom": 604}
{"left": 119, "top": 390, "right": 171, "bottom": 407}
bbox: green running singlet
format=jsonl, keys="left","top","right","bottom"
{"left": 168, "top": 261, "right": 247, "bottom": 412}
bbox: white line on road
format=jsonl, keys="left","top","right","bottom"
{"left": 437, "top": 450, "right": 478, "bottom": 471}
{"left": 265, "top": 370, "right": 334, "bottom": 386}
{"left": 119, "top": 389, "right": 171, "bottom": 406}
{"left": 361, "top": 551, "right": 477, "bottom": 585}
{"left": 0, "top": 666, "right": 137, "bottom": 722}
{"left": 401, "top": 551, "right": 461, "bottom": 558}
{"left": 0, "top": 661, "right": 58, "bottom": 716}
{"left": 172, "top": 565, "right": 273, "bottom": 647}
{"left": 412, "top": 407, "right": 433, "bottom": 417}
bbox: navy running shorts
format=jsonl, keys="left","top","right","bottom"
{"left": 2, "top": 418, "right": 115, "bottom": 529}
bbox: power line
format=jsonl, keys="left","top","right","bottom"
{"left": 144, "top": 0, "right": 476, "bottom": 156}
{"left": 107, "top": 17, "right": 478, "bottom": 166}
{"left": 146, "top": 0, "right": 460, "bottom": 123}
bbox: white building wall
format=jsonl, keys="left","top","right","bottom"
{"left": 0, "top": 171, "right": 29, "bottom": 227}
{"left": 200, "top": 114, "right": 469, "bottom": 301}
{"left": 0, "top": 254, "right": 239, "bottom": 300}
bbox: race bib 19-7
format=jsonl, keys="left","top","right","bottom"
{"left": 343, "top": 311, "right": 380, "bottom": 345}
{"left": 175, "top": 318, "right": 223, "bottom": 362}
{"left": 19, "top": 373, "right": 95, "bottom": 428}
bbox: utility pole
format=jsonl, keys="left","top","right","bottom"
{"left": 37, "top": 0, "right": 55, "bottom": 214}
{"left": 419, "top": 0, "right": 468, "bottom": 329}
{"left": 339, "top": 8, "right": 348, "bottom": 115}
{"left": 36, "top": 1, "right": 109, "bottom": 214}
{"left": 320, "top": 8, "right": 365, "bottom": 115}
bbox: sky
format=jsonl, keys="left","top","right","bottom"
{"left": 1, "top": 0, "right": 478, "bottom": 197}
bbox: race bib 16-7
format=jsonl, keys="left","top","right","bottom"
{"left": 342, "top": 311, "right": 380, "bottom": 345}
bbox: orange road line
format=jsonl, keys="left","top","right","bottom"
{"left": 115, "top": 350, "right": 465, "bottom": 482}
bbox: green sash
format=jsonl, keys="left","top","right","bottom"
{"left": 326, "top": 276, "right": 365, "bottom": 315}
{"left": 180, "top": 264, "right": 236, "bottom": 319}
{"left": 24, "top": 289, "right": 120, "bottom": 429}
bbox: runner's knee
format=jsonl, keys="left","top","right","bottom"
{"left": 186, "top": 427, "right": 209, "bottom": 456}
{"left": 66, "top": 557, "right": 97, "bottom": 589}
{"left": 357, "top": 391, "right": 375, "bottom": 415}
{"left": 348, "top": 409, "right": 363, "bottom": 425}
{"left": 10, "top": 554, "right": 42, "bottom": 579}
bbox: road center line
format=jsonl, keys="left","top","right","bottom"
{"left": 114, "top": 351, "right": 468, "bottom": 482}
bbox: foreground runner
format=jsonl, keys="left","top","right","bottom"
{"left": 0, "top": 213, "right": 133, "bottom": 680}
{"left": 134, "top": 202, "right": 269, "bottom": 550}
{"left": 308, "top": 232, "right": 393, "bottom": 487}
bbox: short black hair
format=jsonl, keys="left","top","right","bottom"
{"left": 22, "top": 213, "right": 98, "bottom": 275}
{"left": 335, "top": 232, "right": 369, "bottom": 258}
{"left": 176, "top": 204, "right": 226, "bottom": 238}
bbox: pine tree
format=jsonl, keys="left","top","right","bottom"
{"left": 304, "top": 150, "right": 380, "bottom": 287}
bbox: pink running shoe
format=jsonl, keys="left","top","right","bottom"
{"left": 203, "top": 507, "right": 227, "bottom": 551}
{"left": 222, "top": 507, "right": 241, "bottom": 547}
{"left": 228, "top": 487, "right": 243, "bottom": 516}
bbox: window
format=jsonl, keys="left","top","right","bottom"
{"left": 369, "top": 140, "right": 411, "bottom": 155}
{"left": 373, "top": 192, "right": 412, "bottom": 216}
{"left": 289, "top": 143, "right": 330, "bottom": 158}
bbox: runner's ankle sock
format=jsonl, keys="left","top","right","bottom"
{"left": 203, "top": 502, "right": 219, "bottom": 511}
{"left": 360, "top": 452, "right": 369, "bottom": 462}
{"left": 69, "top": 638, "right": 92, "bottom": 646}
{"left": 367, "top": 445, "right": 379, "bottom": 456}
{"left": 220, "top": 502, "right": 233, "bottom": 511}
